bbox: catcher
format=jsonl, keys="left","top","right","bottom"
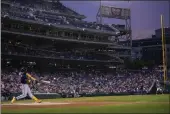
{"left": 11, "top": 68, "right": 41, "bottom": 103}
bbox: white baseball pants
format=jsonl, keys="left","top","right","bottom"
{"left": 16, "top": 84, "right": 33, "bottom": 100}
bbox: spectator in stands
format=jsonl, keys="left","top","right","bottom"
{"left": 1, "top": 68, "right": 164, "bottom": 97}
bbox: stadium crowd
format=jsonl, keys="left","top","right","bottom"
{"left": 1, "top": 0, "right": 122, "bottom": 33}
{"left": 2, "top": 42, "right": 113, "bottom": 61}
{"left": 1, "top": 68, "right": 163, "bottom": 97}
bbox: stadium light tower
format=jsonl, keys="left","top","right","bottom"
{"left": 99, "top": 0, "right": 103, "bottom": 24}
{"left": 96, "top": 1, "right": 132, "bottom": 54}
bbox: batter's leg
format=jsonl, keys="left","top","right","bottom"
{"left": 11, "top": 84, "right": 27, "bottom": 103}
{"left": 27, "top": 85, "right": 41, "bottom": 103}
{"left": 16, "top": 84, "right": 28, "bottom": 100}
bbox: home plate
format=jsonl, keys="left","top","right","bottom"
{"left": 2, "top": 102, "right": 70, "bottom": 106}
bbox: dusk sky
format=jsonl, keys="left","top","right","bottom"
{"left": 61, "top": 1, "right": 170, "bottom": 40}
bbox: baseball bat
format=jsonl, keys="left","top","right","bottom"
{"left": 40, "top": 80, "right": 57, "bottom": 86}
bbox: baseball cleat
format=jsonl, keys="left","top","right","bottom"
{"left": 35, "top": 99, "right": 42, "bottom": 103}
{"left": 11, "top": 97, "right": 16, "bottom": 104}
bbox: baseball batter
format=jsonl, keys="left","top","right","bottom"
{"left": 11, "top": 68, "right": 41, "bottom": 103}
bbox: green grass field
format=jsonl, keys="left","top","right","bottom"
{"left": 1, "top": 94, "right": 170, "bottom": 114}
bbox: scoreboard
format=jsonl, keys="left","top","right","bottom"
{"left": 100, "top": 5, "right": 130, "bottom": 20}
